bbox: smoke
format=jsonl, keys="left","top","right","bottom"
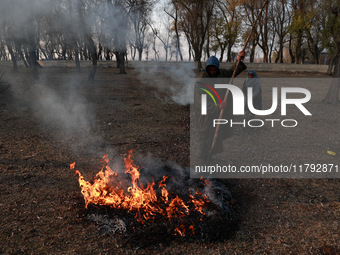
{"left": 5, "top": 69, "right": 104, "bottom": 156}
{"left": 135, "top": 61, "right": 197, "bottom": 105}
{"left": 0, "top": 0, "right": 133, "bottom": 59}
{"left": 0, "top": 0, "right": 211, "bottom": 187}
{"left": 0, "top": 0, "right": 197, "bottom": 106}
{"left": 30, "top": 80, "right": 92, "bottom": 139}
{"left": 0, "top": 0, "right": 140, "bottom": 155}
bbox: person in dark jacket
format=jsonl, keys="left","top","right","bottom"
{"left": 242, "top": 70, "right": 262, "bottom": 113}
{"left": 194, "top": 51, "right": 247, "bottom": 162}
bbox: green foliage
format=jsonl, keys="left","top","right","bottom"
{"left": 320, "top": 0, "right": 340, "bottom": 58}
{"left": 288, "top": 6, "right": 315, "bottom": 35}
{"left": 209, "top": 0, "right": 242, "bottom": 58}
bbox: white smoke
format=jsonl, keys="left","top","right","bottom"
{"left": 134, "top": 61, "right": 196, "bottom": 105}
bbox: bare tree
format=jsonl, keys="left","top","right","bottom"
{"left": 0, "top": 0, "right": 44, "bottom": 75}
{"left": 143, "top": 32, "right": 153, "bottom": 60}
{"left": 176, "top": 0, "right": 216, "bottom": 72}
{"left": 2, "top": 22, "right": 19, "bottom": 71}
{"left": 242, "top": 0, "right": 262, "bottom": 62}
{"left": 126, "top": 0, "right": 150, "bottom": 61}
{"left": 129, "top": 0, "right": 153, "bottom": 60}
{"left": 322, "top": 0, "right": 340, "bottom": 104}
{"left": 114, "top": 23, "right": 128, "bottom": 73}
{"left": 27, "top": 19, "right": 40, "bottom": 80}
{"left": 76, "top": 0, "right": 98, "bottom": 80}
{"left": 304, "top": 0, "right": 328, "bottom": 64}
{"left": 148, "top": 17, "right": 173, "bottom": 61}
{"left": 257, "top": 0, "right": 270, "bottom": 62}
{"left": 164, "top": 0, "right": 183, "bottom": 61}
{"left": 149, "top": 30, "right": 160, "bottom": 61}
{"left": 290, "top": 0, "right": 309, "bottom": 64}
{"left": 270, "top": 0, "right": 291, "bottom": 63}
{"left": 69, "top": 0, "right": 81, "bottom": 72}
{"left": 106, "top": 0, "right": 128, "bottom": 74}
{"left": 210, "top": 15, "right": 229, "bottom": 62}
{"left": 215, "top": 0, "right": 242, "bottom": 62}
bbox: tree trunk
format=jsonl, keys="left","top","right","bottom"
{"left": 40, "top": 47, "right": 48, "bottom": 60}
{"left": 98, "top": 44, "right": 103, "bottom": 60}
{"left": 105, "top": 49, "right": 111, "bottom": 60}
{"left": 132, "top": 45, "right": 136, "bottom": 60}
{"left": 289, "top": 35, "right": 295, "bottom": 63}
{"left": 205, "top": 27, "right": 210, "bottom": 59}
{"left": 269, "top": 30, "right": 276, "bottom": 63}
{"left": 138, "top": 47, "right": 143, "bottom": 61}
{"left": 295, "top": 32, "right": 302, "bottom": 64}
{"left": 19, "top": 50, "right": 29, "bottom": 67}
{"left": 24, "top": 47, "right": 32, "bottom": 67}
{"left": 74, "top": 47, "right": 80, "bottom": 72}
{"left": 313, "top": 45, "right": 319, "bottom": 64}
{"left": 115, "top": 51, "right": 126, "bottom": 74}
{"left": 262, "top": 2, "right": 269, "bottom": 63}
{"left": 119, "top": 52, "right": 126, "bottom": 74}
{"left": 327, "top": 58, "right": 334, "bottom": 75}
{"left": 0, "top": 42, "right": 7, "bottom": 60}
{"left": 307, "top": 36, "right": 319, "bottom": 64}
{"left": 188, "top": 41, "right": 192, "bottom": 62}
{"left": 323, "top": 50, "right": 340, "bottom": 104}
{"left": 165, "top": 46, "right": 168, "bottom": 61}
{"left": 116, "top": 52, "right": 120, "bottom": 68}
{"left": 61, "top": 47, "right": 67, "bottom": 60}
{"left": 75, "top": 51, "right": 80, "bottom": 71}
{"left": 279, "top": 40, "right": 284, "bottom": 63}
{"left": 194, "top": 47, "right": 202, "bottom": 72}
{"left": 28, "top": 38, "right": 39, "bottom": 81}
{"left": 87, "top": 36, "right": 97, "bottom": 81}
{"left": 7, "top": 43, "right": 18, "bottom": 72}
{"left": 83, "top": 45, "right": 88, "bottom": 60}
{"left": 227, "top": 44, "right": 232, "bottom": 62}
{"left": 174, "top": 13, "right": 183, "bottom": 61}
{"left": 250, "top": 40, "right": 256, "bottom": 63}
{"left": 219, "top": 45, "right": 226, "bottom": 63}
{"left": 196, "top": 61, "right": 202, "bottom": 73}
{"left": 88, "top": 57, "right": 97, "bottom": 81}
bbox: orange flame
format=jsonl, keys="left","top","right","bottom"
{"left": 189, "top": 225, "right": 195, "bottom": 235}
{"left": 71, "top": 150, "right": 210, "bottom": 235}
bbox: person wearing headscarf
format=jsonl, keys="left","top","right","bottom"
{"left": 194, "top": 52, "right": 247, "bottom": 161}
{"left": 242, "top": 70, "right": 262, "bottom": 112}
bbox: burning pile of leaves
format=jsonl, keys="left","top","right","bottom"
{"left": 70, "top": 151, "right": 237, "bottom": 248}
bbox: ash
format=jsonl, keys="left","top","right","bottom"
{"left": 87, "top": 214, "right": 126, "bottom": 236}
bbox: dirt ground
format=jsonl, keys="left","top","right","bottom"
{"left": 0, "top": 62, "right": 339, "bottom": 254}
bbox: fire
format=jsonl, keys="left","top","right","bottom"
{"left": 71, "top": 150, "right": 211, "bottom": 236}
